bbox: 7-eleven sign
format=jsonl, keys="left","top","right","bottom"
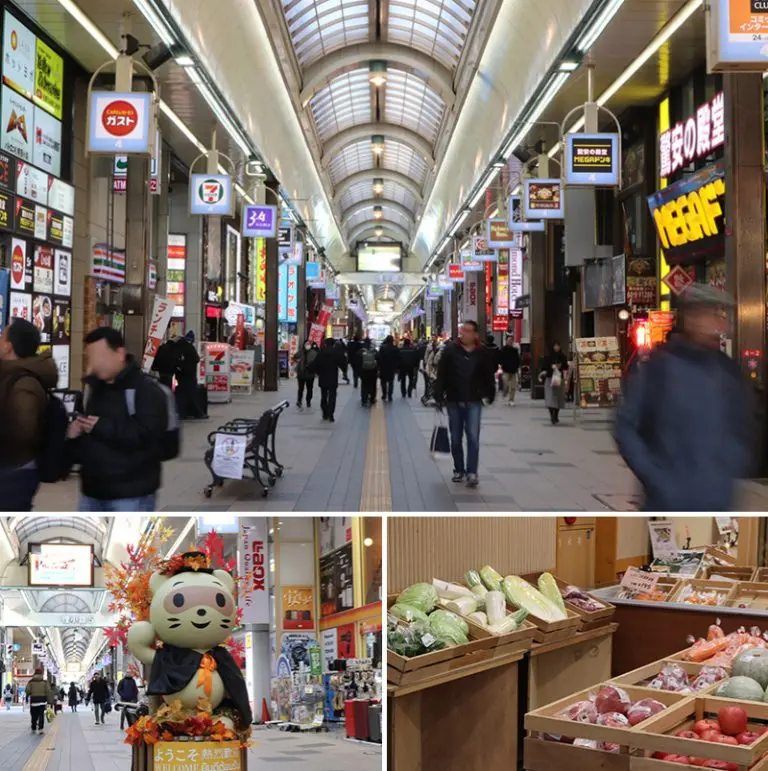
{"left": 662, "top": 265, "right": 694, "bottom": 296}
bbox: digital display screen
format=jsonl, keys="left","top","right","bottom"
{"left": 357, "top": 245, "right": 402, "bottom": 273}
{"left": 29, "top": 543, "right": 94, "bottom": 587}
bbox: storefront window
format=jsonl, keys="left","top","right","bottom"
{"left": 363, "top": 516, "right": 382, "bottom": 605}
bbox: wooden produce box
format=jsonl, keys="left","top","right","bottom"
{"left": 459, "top": 608, "right": 537, "bottom": 656}
{"left": 615, "top": 577, "right": 680, "bottom": 603}
{"left": 522, "top": 571, "right": 616, "bottom": 632}
{"left": 629, "top": 695, "right": 768, "bottom": 768}
{"left": 703, "top": 565, "right": 757, "bottom": 583}
{"left": 667, "top": 579, "right": 736, "bottom": 607}
{"left": 727, "top": 581, "right": 768, "bottom": 610}
{"left": 755, "top": 568, "right": 768, "bottom": 583}
{"left": 609, "top": 658, "right": 730, "bottom": 694}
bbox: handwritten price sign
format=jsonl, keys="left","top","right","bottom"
{"left": 620, "top": 567, "right": 659, "bottom": 596}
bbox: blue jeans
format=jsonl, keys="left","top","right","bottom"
{"left": 79, "top": 494, "right": 156, "bottom": 512}
{"left": 446, "top": 402, "right": 482, "bottom": 475}
{"left": 0, "top": 466, "right": 40, "bottom": 511}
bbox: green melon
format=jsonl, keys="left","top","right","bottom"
{"left": 733, "top": 648, "right": 768, "bottom": 689}
{"left": 717, "top": 675, "right": 765, "bottom": 702}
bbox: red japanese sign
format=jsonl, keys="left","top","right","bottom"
{"left": 448, "top": 263, "right": 465, "bottom": 281}
{"left": 492, "top": 314, "right": 509, "bottom": 332}
{"left": 662, "top": 265, "right": 694, "bottom": 296}
{"left": 101, "top": 100, "right": 138, "bottom": 137}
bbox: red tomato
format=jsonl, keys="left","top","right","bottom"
{"left": 652, "top": 752, "right": 670, "bottom": 760}
{"left": 667, "top": 756, "right": 691, "bottom": 765}
{"left": 702, "top": 762, "right": 738, "bottom": 770}
{"left": 687, "top": 758, "right": 707, "bottom": 767}
{"left": 718, "top": 706, "right": 748, "bottom": 737}
{"left": 735, "top": 730, "right": 760, "bottom": 745}
{"left": 695, "top": 719, "right": 721, "bottom": 735}
{"left": 714, "top": 735, "right": 739, "bottom": 746}
{"left": 676, "top": 730, "right": 701, "bottom": 739}
{"left": 700, "top": 730, "right": 722, "bottom": 742}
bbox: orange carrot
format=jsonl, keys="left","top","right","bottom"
{"left": 685, "top": 636, "right": 731, "bottom": 662}
{"left": 707, "top": 625, "right": 725, "bottom": 641}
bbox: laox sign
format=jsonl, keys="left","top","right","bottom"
{"left": 244, "top": 536, "right": 266, "bottom": 595}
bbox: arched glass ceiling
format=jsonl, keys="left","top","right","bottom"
{"left": 347, "top": 207, "right": 412, "bottom": 233}
{"left": 388, "top": 0, "right": 476, "bottom": 71}
{"left": 382, "top": 140, "right": 429, "bottom": 184}
{"left": 339, "top": 178, "right": 419, "bottom": 213}
{"left": 12, "top": 516, "right": 106, "bottom": 547}
{"left": 328, "top": 139, "right": 374, "bottom": 185}
{"left": 384, "top": 70, "right": 446, "bottom": 144}
{"left": 281, "top": 0, "right": 371, "bottom": 67}
{"left": 339, "top": 179, "right": 375, "bottom": 213}
{"left": 310, "top": 68, "right": 372, "bottom": 142}
{"left": 382, "top": 180, "right": 418, "bottom": 213}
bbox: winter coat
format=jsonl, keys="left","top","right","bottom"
{"left": 68, "top": 685, "right": 78, "bottom": 707}
{"left": 485, "top": 343, "right": 502, "bottom": 371}
{"left": 398, "top": 344, "right": 420, "bottom": 374}
{"left": 433, "top": 341, "right": 496, "bottom": 404}
{"left": 87, "top": 678, "right": 110, "bottom": 705}
{"left": 0, "top": 351, "right": 59, "bottom": 467}
{"left": 69, "top": 358, "right": 168, "bottom": 500}
{"left": 294, "top": 346, "right": 319, "bottom": 379}
{"left": 500, "top": 345, "right": 521, "bottom": 374}
{"left": 615, "top": 336, "right": 753, "bottom": 512}
{"left": 347, "top": 340, "right": 363, "bottom": 371}
{"left": 377, "top": 343, "right": 400, "bottom": 378}
{"left": 310, "top": 345, "right": 341, "bottom": 389}
{"left": 26, "top": 675, "right": 52, "bottom": 705}
{"left": 117, "top": 676, "right": 139, "bottom": 703}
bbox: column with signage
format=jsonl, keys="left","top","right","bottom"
{"left": 123, "top": 156, "right": 150, "bottom": 355}
{"left": 264, "top": 182, "right": 280, "bottom": 391}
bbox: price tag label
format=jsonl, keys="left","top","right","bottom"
{"left": 620, "top": 567, "right": 659, "bottom": 596}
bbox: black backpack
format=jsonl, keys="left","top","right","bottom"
{"left": 361, "top": 349, "right": 377, "bottom": 371}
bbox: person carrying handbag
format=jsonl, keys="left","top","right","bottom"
{"left": 539, "top": 341, "right": 569, "bottom": 425}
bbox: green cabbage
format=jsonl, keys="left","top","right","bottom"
{"left": 389, "top": 603, "right": 428, "bottom": 624}
{"left": 397, "top": 583, "right": 438, "bottom": 613}
{"left": 429, "top": 609, "right": 469, "bottom": 646}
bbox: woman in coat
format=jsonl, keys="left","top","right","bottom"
{"left": 540, "top": 341, "right": 569, "bottom": 425}
{"left": 68, "top": 682, "right": 78, "bottom": 712}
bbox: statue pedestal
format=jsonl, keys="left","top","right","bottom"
{"left": 132, "top": 741, "right": 247, "bottom": 771}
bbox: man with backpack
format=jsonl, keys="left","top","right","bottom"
{"left": 0, "top": 318, "right": 60, "bottom": 511}
{"left": 357, "top": 338, "right": 379, "bottom": 407}
{"left": 67, "top": 328, "right": 174, "bottom": 512}
{"left": 294, "top": 339, "right": 319, "bottom": 409}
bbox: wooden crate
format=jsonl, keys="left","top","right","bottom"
{"left": 459, "top": 609, "right": 537, "bottom": 655}
{"left": 522, "top": 571, "right": 616, "bottom": 631}
{"left": 754, "top": 568, "right": 768, "bottom": 583}
{"left": 525, "top": 683, "right": 690, "bottom": 747}
{"left": 667, "top": 579, "right": 736, "bottom": 607}
{"left": 628, "top": 695, "right": 768, "bottom": 767}
{"left": 609, "top": 658, "right": 730, "bottom": 693}
{"left": 726, "top": 581, "right": 768, "bottom": 610}
{"left": 615, "top": 578, "right": 680, "bottom": 603}
{"left": 702, "top": 565, "right": 757, "bottom": 582}
{"left": 524, "top": 736, "right": 632, "bottom": 771}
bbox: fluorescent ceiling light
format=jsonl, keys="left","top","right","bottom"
{"left": 175, "top": 55, "right": 195, "bottom": 67}
{"left": 159, "top": 99, "right": 206, "bottom": 152}
{"left": 56, "top": 0, "right": 119, "bottom": 58}
{"left": 558, "top": 60, "right": 580, "bottom": 72}
{"left": 133, "top": 0, "right": 178, "bottom": 48}
{"left": 575, "top": 0, "right": 625, "bottom": 53}
{"left": 451, "top": 208, "right": 471, "bottom": 235}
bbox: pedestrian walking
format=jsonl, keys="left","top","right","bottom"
{"left": 500, "top": 334, "right": 521, "bottom": 405}
{"left": 337, "top": 339, "right": 351, "bottom": 384}
{"left": 87, "top": 672, "right": 110, "bottom": 726}
{"left": 174, "top": 331, "right": 203, "bottom": 419}
{"left": 26, "top": 668, "right": 52, "bottom": 735}
{"left": 67, "top": 328, "right": 172, "bottom": 512}
{"left": 294, "top": 340, "right": 319, "bottom": 409}
{"left": 3, "top": 684, "right": 12, "bottom": 710}
{"left": 615, "top": 284, "right": 753, "bottom": 511}
{"left": 310, "top": 338, "right": 342, "bottom": 422}
{"left": 68, "top": 682, "right": 78, "bottom": 712}
{"left": 433, "top": 321, "right": 496, "bottom": 487}
{"left": 377, "top": 335, "right": 399, "bottom": 403}
{"left": 117, "top": 673, "right": 139, "bottom": 729}
{"left": 358, "top": 338, "right": 379, "bottom": 407}
{"left": 539, "top": 341, "right": 569, "bottom": 425}
{"left": 347, "top": 334, "right": 363, "bottom": 389}
{"left": 398, "top": 338, "right": 420, "bottom": 398}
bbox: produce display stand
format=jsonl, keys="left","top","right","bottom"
{"left": 132, "top": 741, "right": 247, "bottom": 771}
{"left": 608, "top": 657, "right": 732, "bottom": 690}
{"left": 728, "top": 583, "right": 768, "bottom": 610}
{"left": 703, "top": 566, "right": 757, "bottom": 582}
{"left": 666, "top": 579, "right": 737, "bottom": 605}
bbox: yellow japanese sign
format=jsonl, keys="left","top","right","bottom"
{"left": 652, "top": 177, "right": 724, "bottom": 250}
{"left": 34, "top": 38, "right": 63, "bottom": 120}
{"left": 282, "top": 585, "right": 314, "bottom": 630}
{"left": 154, "top": 741, "right": 241, "bottom": 771}
{"left": 255, "top": 238, "right": 266, "bottom": 303}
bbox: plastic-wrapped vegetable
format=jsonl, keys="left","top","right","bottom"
{"left": 444, "top": 596, "right": 477, "bottom": 617}
{"left": 595, "top": 686, "right": 631, "bottom": 715}
{"left": 465, "top": 571, "right": 489, "bottom": 602}
{"left": 397, "top": 583, "right": 438, "bottom": 614}
{"left": 690, "top": 666, "right": 729, "bottom": 691}
{"left": 538, "top": 573, "right": 567, "bottom": 615}
{"left": 648, "top": 662, "right": 690, "bottom": 692}
{"left": 479, "top": 565, "right": 503, "bottom": 592}
{"left": 562, "top": 585, "right": 606, "bottom": 612}
{"left": 489, "top": 615, "right": 520, "bottom": 635}
{"left": 389, "top": 603, "right": 428, "bottom": 624}
{"left": 486, "top": 591, "right": 506, "bottom": 626}
{"left": 627, "top": 699, "right": 666, "bottom": 726}
{"left": 387, "top": 620, "right": 446, "bottom": 658}
{"left": 573, "top": 739, "right": 600, "bottom": 750}
{"left": 428, "top": 610, "right": 469, "bottom": 646}
{"left": 468, "top": 611, "right": 488, "bottom": 627}
{"left": 596, "top": 712, "right": 630, "bottom": 728}
{"left": 501, "top": 575, "right": 567, "bottom": 623}
{"left": 432, "top": 578, "right": 475, "bottom": 600}
{"left": 556, "top": 700, "right": 598, "bottom": 724}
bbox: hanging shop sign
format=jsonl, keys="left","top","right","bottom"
{"left": 277, "top": 264, "right": 298, "bottom": 323}
{"left": 0, "top": 269, "right": 7, "bottom": 334}
{"left": 647, "top": 161, "right": 725, "bottom": 265}
{"left": 662, "top": 264, "right": 696, "bottom": 296}
{"left": 496, "top": 248, "right": 509, "bottom": 314}
{"left": 306, "top": 261, "right": 325, "bottom": 289}
{"left": 486, "top": 218, "right": 520, "bottom": 248}
{"left": 707, "top": 0, "right": 768, "bottom": 71}
{"left": 10, "top": 237, "right": 31, "bottom": 291}
{"left": 112, "top": 155, "right": 127, "bottom": 193}
{"left": 460, "top": 247, "right": 483, "bottom": 272}
{"left": 278, "top": 224, "right": 294, "bottom": 253}
{"left": 255, "top": 238, "right": 267, "bottom": 302}
{"left": 91, "top": 243, "right": 126, "bottom": 284}
{"left": 425, "top": 282, "right": 442, "bottom": 301}
{"left": 280, "top": 239, "right": 303, "bottom": 267}
{"left": 524, "top": 179, "right": 564, "bottom": 219}
{"left": 189, "top": 173, "right": 233, "bottom": 216}
{"left": 167, "top": 234, "right": 186, "bottom": 319}
{"left": 565, "top": 133, "right": 620, "bottom": 186}
{"left": 462, "top": 270, "right": 479, "bottom": 322}
{"left": 308, "top": 298, "right": 334, "bottom": 346}
{"left": 242, "top": 203, "right": 277, "bottom": 238}
{"left": 224, "top": 301, "right": 256, "bottom": 327}
{"left": 448, "top": 262, "right": 465, "bottom": 282}
{"left": 437, "top": 273, "right": 453, "bottom": 291}
{"left": 492, "top": 314, "right": 509, "bottom": 332}
{"left": 238, "top": 518, "right": 269, "bottom": 625}
{"left": 508, "top": 195, "right": 546, "bottom": 232}
{"left": 88, "top": 91, "right": 152, "bottom": 154}
{"left": 472, "top": 234, "right": 496, "bottom": 262}
{"left": 141, "top": 296, "right": 176, "bottom": 372}
{"left": 508, "top": 248, "right": 523, "bottom": 310}
{"left": 659, "top": 93, "right": 725, "bottom": 178}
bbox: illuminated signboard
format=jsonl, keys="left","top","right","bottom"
{"left": 472, "top": 234, "right": 496, "bottom": 262}
{"left": 460, "top": 247, "right": 483, "bottom": 272}
{"left": 523, "top": 179, "right": 564, "bottom": 219}
{"left": 486, "top": 218, "right": 520, "bottom": 248}
{"left": 708, "top": 0, "right": 768, "bottom": 71}
{"left": 659, "top": 93, "right": 725, "bottom": 178}
{"left": 29, "top": 543, "right": 94, "bottom": 587}
{"left": 565, "top": 133, "right": 620, "bottom": 186}
{"left": 88, "top": 92, "right": 152, "bottom": 155}
{"left": 647, "top": 161, "right": 725, "bottom": 266}
{"left": 508, "top": 195, "right": 546, "bottom": 232}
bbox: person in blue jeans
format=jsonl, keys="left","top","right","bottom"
{"left": 433, "top": 321, "right": 496, "bottom": 488}
{"left": 67, "top": 328, "right": 168, "bottom": 512}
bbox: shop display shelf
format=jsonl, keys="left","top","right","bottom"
{"left": 615, "top": 578, "right": 681, "bottom": 603}
{"left": 755, "top": 568, "right": 768, "bottom": 584}
{"left": 523, "top": 607, "right": 582, "bottom": 644}
{"left": 462, "top": 612, "right": 537, "bottom": 656}
{"left": 703, "top": 565, "right": 758, "bottom": 583}
{"left": 522, "top": 571, "right": 616, "bottom": 632}
{"left": 608, "top": 657, "right": 731, "bottom": 693}
{"left": 666, "top": 579, "right": 737, "bottom": 607}
{"left": 726, "top": 582, "right": 768, "bottom": 611}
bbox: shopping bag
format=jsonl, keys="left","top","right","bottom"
{"left": 46, "top": 706, "right": 55, "bottom": 723}
{"left": 430, "top": 417, "right": 451, "bottom": 454}
{"left": 551, "top": 369, "right": 562, "bottom": 388}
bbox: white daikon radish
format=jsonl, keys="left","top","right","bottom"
{"left": 468, "top": 611, "right": 488, "bottom": 627}
{"left": 489, "top": 615, "right": 519, "bottom": 635}
{"left": 432, "top": 578, "right": 475, "bottom": 600}
{"left": 486, "top": 591, "right": 506, "bottom": 626}
{"left": 445, "top": 596, "right": 477, "bottom": 617}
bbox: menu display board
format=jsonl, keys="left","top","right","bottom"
{"left": 575, "top": 336, "right": 622, "bottom": 409}
{"left": 53, "top": 249, "right": 70, "bottom": 296}
{"left": 15, "top": 197, "right": 34, "bottom": 236}
{"left": 0, "top": 188, "right": 14, "bottom": 230}
{"left": 9, "top": 237, "right": 30, "bottom": 290}
{"left": 33, "top": 245, "right": 53, "bottom": 292}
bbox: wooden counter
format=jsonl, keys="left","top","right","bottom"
{"left": 389, "top": 649, "right": 524, "bottom": 771}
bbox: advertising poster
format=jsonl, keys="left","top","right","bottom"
{"left": 321, "top": 629, "right": 338, "bottom": 667}
{"left": 53, "top": 249, "right": 71, "bottom": 296}
{"left": 29, "top": 543, "right": 93, "bottom": 587}
{"left": 319, "top": 541, "right": 353, "bottom": 618}
{"left": 254, "top": 238, "right": 266, "bottom": 302}
{"left": 51, "top": 344, "right": 69, "bottom": 388}
{"left": 16, "top": 161, "right": 48, "bottom": 203}
{"left": 47, "top": 178, "right": 74, "bottom": 216}
{"left": 140, "top": 295, "right": 176, "bottom": 372}
{"left": 32, "top": 293, "right": 52, "bottom": 343}
{"left": 47, "top": 209, "right": 63, "bottom": 244}
{"left": 15, "top": 197, "right": 34, "bottom": 236}
{"left": 61, "top": 216, "right": 72, "bottom": 248}
{"left": 88, "top": 91, "right": 152, "bottom": 154}
{"left": 211, "top": 433, "right": 246, "bottom": 480}
{"left": 33, "top": 245, "right": 53, "bottom": 292}
{"left": 167, "top": 234, "right": 186, "bottom": 318}
{"left": 189, "top": 173, "right": 233, "bottom": 216}
{"left": 2, "top": 11, "right": 35, "bottom": 98}
{"left": 237, "top": 518, "right": 269, "bottom": 625}
{"left": 0, "top": 151, "right": 15, "bottom": 189}
{"left": 32, "top": 105, "right": 61, "bottom": 176}
{"left": 9, "top": 290, "right": 31, "bottom": 321}
{"left": 278, "top": 263, "right": 288, "bottom": 322}
{"left": 335, "top": 624, "right": 356, "bottom": 660}
{"left": 10, "top": 237, "right": 30, "bottom": 290}
{"left": 281, "top": 586, "right": 315, "bottom": 631}
{"left": 1, "top": 85, "right": 32, "bottom": 161}
{"left": 575, "top": 337, "right": 622, "bottom": 409}
{"left": 34, "top": 38, "right": 63, "bottom": 120}
{"left": 33, "top": 204, "right": 46, "bottom": 240}
{"left": 496, "top": 248, "right": 509, "bottom": 314}
{"left": 649, "top": 520, "right": 679, "bottom": 560}
{"left": 565, "top": 133, "right": 620, "bottom": 186}
{"left": 52, "top": 297, "right": 70, "bottom": 343}
{"left": 203, "top": 341, "right": 231, "bottom": 399}
{"left": 0, "top": 189, "right": 14, "bottom": 230}
{"left": 319, "top": 517, "right": 352, "bottom": 556}
{"left": 279, "top": 633, "right": 317, "bottom": 672}
{"left": 508, "top": 248, "right": 523, "bottom": 310}
{"left": 524, "top": 179, "right": 563, "bottom": 219}
{"left": 462, "top": 270, "right": 479, "bottom": 322}
{"left": 0, "top": 268, "right": 8, "bottom": 333}
{"left": 230, "top": 348, "right": 255, "bottom": 393}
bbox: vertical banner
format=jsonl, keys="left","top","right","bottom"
{"left": 462, "top": 271, "right": 479, "bottom": 322}
{"left": 255, "top": 238, "right": 266, "bottom": 303}
{"left": 278, "top": 264, "right": 288, "bottom": 322}
{"left": 238, "top": 518, "right": 269, "bottom": 625}
{"left": 509, "top": 248, "right": 523, "bottom": 311}
{"left": 308, "top": 298, "right": 334, "bottom": 346}
{"left": 141, "top": 296, "right": 176, "bottom": 372}
{"left": 496, "top": 249, "right": 509, "bottom": 314}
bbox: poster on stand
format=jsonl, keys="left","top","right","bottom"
{"left": 279, "top": 633, "right": 317, "bottom": 672}
{"left": 575, "top": 337, "right": 622, "bottom": 409}
{"left": 204, "top": 342, "right": 231, "bottom": 402}
{"left": 140, "top": 296, "right": 175, "bottom": 372}
{"left": 230, "top": 348, "right": 255, "bottom": 393}
{"left": 211, "top": 433, "right": 246, "bottom": 480}
{"left": 649, "top": 520, "right": 679, "bottom": 559}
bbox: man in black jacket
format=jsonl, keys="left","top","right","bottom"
{"left": 398, "top": 338, "right": 420, "bottom": 398}
{"left": 117, "top": 673, "right": 139, "bottom": 729}
{"left": 347, "top": 334, "right": 363, "bottom": 389}
{"left": 500, "top": 334, "right": 521, "bottom": 406}
{"left": 377, "top": 335, "right": 399, "bottom": 403}
{"left": 67, "top": 328, "right": 169, "bottom": 512}
{"left": 309, "top": 338, "right": 342, "bottom": 422}
{"left": 433, "top": 321, "right": 496, "bottom": 488}
{"left": 87, "top": 672, "right": 110, "bottom": 726}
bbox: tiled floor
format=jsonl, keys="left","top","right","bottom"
{"left": 0, "top": 707, "right": 380, "bottom": 771}
{"left": 30, "top": 380, "right": 768, "bottom": 512}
